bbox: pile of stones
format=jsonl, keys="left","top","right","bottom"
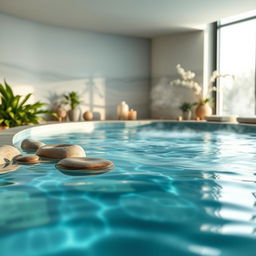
{"left": 0, "top": 139, "right": 114, "bottom": 176}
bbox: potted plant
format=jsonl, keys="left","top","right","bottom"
{"left": 64, "top": 91, "right": 82, "bottom": 121}
{"left": 179, "top": 102, "right": 196, "bottom": 120}
{"left": 171, "top": 65, "right": 234, "bottom": 120}
{"left": 0, "top": 80, "right": 54, "bottom": 128}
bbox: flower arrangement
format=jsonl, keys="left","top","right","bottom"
{"left": 170, "top": 64, "right": 233, "bottom": 105}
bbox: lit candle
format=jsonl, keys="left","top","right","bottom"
{"left": 128, "top": 109, "right": 137, "bottom": 120}
{"left": 177, "top": 116, "right": 182, "bottom": 121}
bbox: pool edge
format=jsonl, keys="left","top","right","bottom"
{"left": 1, "top": 120, "right": 256, "bottom": 148}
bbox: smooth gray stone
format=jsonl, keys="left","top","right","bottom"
{"left": 21, "top": 139, "right": 45, "bottom": 151}
{"left": 36, "top": 144, "right": 86, "bottom": 159}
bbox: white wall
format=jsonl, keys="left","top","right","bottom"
{"left": 0, "top": 13, "right": 151, "bottom": 120}
{"left": 151, "top": 31, "right": 204, "bottom": 119}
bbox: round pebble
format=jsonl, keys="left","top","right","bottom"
{"left": 21, "top": 139, "right": 45, "bottom": 151}
{"left": 15, "top": 155, "right": 40, "bottom": 164}
{"left": 0, "top": 145, "right": 21, "bottom": 164}
{"left": 56, "top": 157, "right": 114, "bottom": 176}
{"left": 36, "top": 144, "right": 86, "bottom": 159}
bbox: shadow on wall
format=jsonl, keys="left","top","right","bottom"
{"left": 4, "top": 82, "right": 106, "bottom": 121}
{"left": 43, "top": 78, "right": 106, "bottom": 120}
{"left": 46, "top": 77, "right": 150, "bottom": 120}
{"left": 0, "top": 61, "right": 150, "bottom": 120}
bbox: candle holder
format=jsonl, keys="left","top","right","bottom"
{"left": 128, "top": 109, "right": 137, "bottom": 120}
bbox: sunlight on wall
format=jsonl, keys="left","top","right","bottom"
{"left": 91, "top": 77, "right": 106, "bottom": 120}
{"left": 8, "top": 79, "right": 106, "bottom": 120}
{"left": 0, "top": 13, "right": 150, "bottom": 119}
{"left": 12, "top": 85, "right": 35, "bottom": 104}
{"left": 42, "top": 78, "right": 106, "bottom": 120}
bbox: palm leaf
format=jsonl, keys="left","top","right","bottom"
{"left": 4, "top": 80, "right": 15, "bottom": 100}
{"left": 0, "top": 80, "right": 53, "bottom": 127}
{"left": 19, "top": 93, "right": 32, "bottom": 107}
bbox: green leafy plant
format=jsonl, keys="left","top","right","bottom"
{"left": 0, "top": 80, "right": 53, "bottom": 127}
{"left": 179, "top": 102, "right": 196, "bottom": 112}
{"left": 64, "top": 91, "right": 81, "bottom": 110}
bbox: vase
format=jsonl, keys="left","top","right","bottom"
{"left": 83, "top": 111, "right": 93, "bottom": 121}
{"left": 182, "top": 110, "right": 192, "bottom": 120}
{"left": 68, "top": 108, "right": 81, "bottom": 122}
{"left": 117, "top": 101, "right": 129, "bottom": 120}
{"left": 195, "top": 103, "right": 212, "bottom": 120}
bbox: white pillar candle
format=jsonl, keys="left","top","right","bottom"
{"left": 128, "top": 109, "right": 137, "bottom": 120}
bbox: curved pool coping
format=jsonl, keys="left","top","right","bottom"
{"left": 1, "top": 120, "right": 256, "bottom": 148}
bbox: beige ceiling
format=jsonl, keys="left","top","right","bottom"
{"left": 0, "top": 0, "right": 255, "bottom": 37}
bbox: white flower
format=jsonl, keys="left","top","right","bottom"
{"left": 170, "top": 64, "right": 234, "bottom": 102}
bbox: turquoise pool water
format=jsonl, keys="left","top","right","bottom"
{"left": 1, "top": 122, "right": 256, "bottom": 256}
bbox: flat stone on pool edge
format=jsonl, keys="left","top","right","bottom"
{"left": 36, "top": 144, "right": 86, "bottom": 159}
{"left": 56, "top": 157, "right": 114, "bottom": 175}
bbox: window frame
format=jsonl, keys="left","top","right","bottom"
{"left": 216, "top": 15, "right": 256, "bottom": 116}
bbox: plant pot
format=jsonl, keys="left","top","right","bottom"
{"left": 195, "top": 103, "right": 212, "bottom": 120}
{"left": 0, "top": 126, "right": 9, "bottom": 130}
{"left": 117, "top": 101, "right": 129, "bottom": 120}
{"left": 68, "top": 108, "right": 81, "bottom": 122}
{"left": 182, "top": 111, "right": 192, "bottom": 120}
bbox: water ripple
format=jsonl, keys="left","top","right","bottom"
{"left": 1, "top": 126, "right": 256, "bottom": 255}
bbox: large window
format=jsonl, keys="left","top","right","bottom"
{"left": 217, "top": 11, "right": 256, "bottom": 116}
